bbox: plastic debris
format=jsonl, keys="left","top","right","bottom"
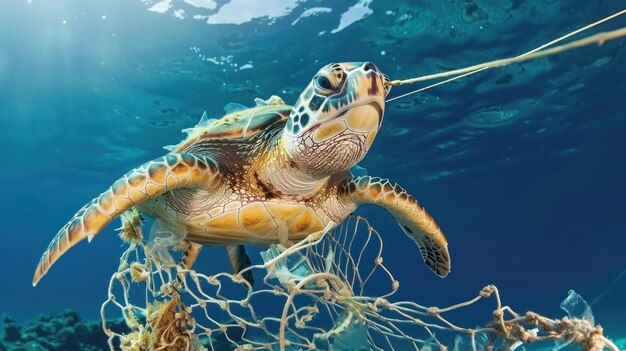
{"left": 560, "top": 289, "right": 594, "bottom": 325}
{"left": 554, "top": 290, "right": 595, "bottom": 351}
{"left": 182, "top": 111, "right": 218, "bottom": 135}
{"left": 452, "top": 330, "right": 489, "bottom": 351}
{"left": 255, "top": 95, "right": 285, "bottom": 106}
{"left": 253, "top": 97, "right": 267, "bottom": 106}
{"left": 224, "top": 102, "right": 248, "bottom": 114}
{"left": 146, "top": 219, "right": 186, "bottom": 267}
{"left": 314, "top": 310, "right": 370, "bottom": 350}
{"left": 260, "top": 245, "right": 315, "bottom": 287}
{"left": 197, "top": 110, "right": 212, "bottom": 126}
{"left": 102, "top": 216, "right": 621, "bottom": 351}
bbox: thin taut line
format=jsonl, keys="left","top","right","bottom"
{"left": 386, "top": 8, "right": 626, "bottom": 103}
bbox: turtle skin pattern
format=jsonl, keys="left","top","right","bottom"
{"left": 339, "top": 176, "right": 451, "bottom": 277}
{"left": 33, "top": 62, "right": 452, "bottom": 287}
{"left": 33, "top": 153, "right": 219, "bottom": 286}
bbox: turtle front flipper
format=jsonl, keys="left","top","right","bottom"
{"left": 32, "top": 153, "right": 221, "bottom": 287}
{"left": 339, "top": 176, "right": 451, "bottom": 277}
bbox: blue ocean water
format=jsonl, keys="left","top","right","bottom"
{"left": 1, "top": 0, "right": 625, "bottom": 348}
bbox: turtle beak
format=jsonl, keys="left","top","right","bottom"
{"left": 338, "top": 100, "right": 384, "bottom": 134}
{"left": 369, "top": 100, "right": 384, "bottom": 130}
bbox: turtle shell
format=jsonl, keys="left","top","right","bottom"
{"left": 170, "top": 96, "right": 292, "bottom": 153}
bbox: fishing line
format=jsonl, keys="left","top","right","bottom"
{"left": 590, "top": 267, "right": 626, "bottom": 307}
{"left": 386, "top": 8, "right": 626, "bottom": 103}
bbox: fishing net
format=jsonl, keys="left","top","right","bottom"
{"left": 92, "top": 10, "right": 626, "bottom": 350}
{"left": 100, "top": 213, "right": 619, "bottom": 351}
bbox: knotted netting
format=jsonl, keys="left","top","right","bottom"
{"left": 100, "top": 213, "right": 619, "bottom": 351}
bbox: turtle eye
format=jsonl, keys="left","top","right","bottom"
{"left": 314, "top": 74, "right": 334, "bottom": 94}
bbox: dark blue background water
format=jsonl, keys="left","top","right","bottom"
{"left": 1, "top": 0, "right": 625, "bottom": 344}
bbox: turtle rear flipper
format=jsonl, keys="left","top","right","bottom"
{"left": 225, "top": 245, "right": 254, "bottom": 286}
{"left": 32, "top": 153, "right": 221, "bottom": 287}
{"left": 340, "top": 176, "right": 451, "bottom": 278}
{"left": 175, "top": 243, "right": 254, "bottom": 287}
{"left": 175, "top": 240, "right": 203, "bottom": 284}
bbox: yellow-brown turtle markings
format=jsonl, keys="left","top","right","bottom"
{"left": 181, "top": 241, "right": 203, "bottom": 270}
{"left": 208, "top": 206, "right": 224, "bottom": 217}
{"left": 313, "top": 120, "right": 348, "bottom": 143}
{"left": 36, "top": 64, "right": 427, "bottom": 287}
{"left": 32, "top": 153, "right": 219, "bottom": 286}
{"left": 345, "top": 107, "right": 379, "bottom": 133}
{"left": 148, "top": 162, "right": 168, "bottom": 185}
{"left": 340, "top": 176, "right": 451, "bottom": 277}
{"left": 225, "top": 201, "right": 243, "bottom": 211}
{"left": 287, "top": 208, "right": 318, "bottom": 233}
{"left": 264, "top": 202, "right": 306, "bottom": 221}
{"left": 97, "top": 191, "right": 116, "bottom": 216}
{"left": 365, "top": 130, "right": 377, "bottom": 150}
{"left": 81, "top": 206, "right": 111, "bottom": 235}
{"left": 199, "top": 209, "right": 243, "bottom": 234}
{"left": 383, "top": 182, "right": 398, "bottom": 206}
{"left": 238, "top": 202, "right": 275, "bottom": 233}
{"left": 178, "top": 199, "right": 331, "bottom": 247}
{"left": 159, "top": 164, "right": 337, "bottom": 247}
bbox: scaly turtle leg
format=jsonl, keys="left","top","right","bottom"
{"left": 225, "top": 245, "right": 254, "bottom": 286}
{"left": 339, "top": 176, "right": 451, "bottom": 277}
{"left": 180, "top": 241, "right": 203, "bottom": 271}
{"left": 175, "top": 240, "right": 204, "bottom": 285}
{"left": 176, "top": 243, "right": 255, "bottom": 287}
{"left": 33, "top": 153, "right": 221, "bottom": 286}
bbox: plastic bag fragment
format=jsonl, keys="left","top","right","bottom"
{"left": 314, "top": 310, "right": 370, "bottom": 351}
{"left": 224, "top": 102, "right": 248, "bottom": 113}
{"left": 255, "top": 95, "right": 285, "bottom": 106}
{"left": 560, "top": 289, "right": 594, "bottom": 324}
{"left": 182, "top": 111, "right": 217, "bottom": 135}
{"left": 146, "top": 219, "right": 187, "bottom": 267}
{"left": 554, "top": 290, "right": 595, "bottom": 350}
{"left": 260, "top": 245, "right": 314, "bottom": 287}
{"left": 254, "top": 97, "right": 268, "bottom": 106}
{"left": 452, "top": 331, "right": 489, "bottom": 351}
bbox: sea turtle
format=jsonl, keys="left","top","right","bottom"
{"left": 32, "top": 62, "right": 451, "bottom": 287}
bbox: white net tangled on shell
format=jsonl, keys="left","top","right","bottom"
{"left": 101, "top": 215, "right": 620, "bottom": 351}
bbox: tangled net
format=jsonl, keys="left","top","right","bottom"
{"left": 101, "top": 214, "right": 620, "bottom": 351}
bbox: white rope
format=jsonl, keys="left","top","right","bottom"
{"left": 386, "top": 8, "right": 626, "bottom": 103}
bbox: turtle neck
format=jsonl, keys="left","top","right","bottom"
{"left": 256, "top": 133, "right": 330, "bottom": 199}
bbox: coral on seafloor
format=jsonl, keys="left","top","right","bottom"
{"left": 0, "top": 310, "right": 128, "bottom": 351}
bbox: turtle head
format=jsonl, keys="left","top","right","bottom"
{"left": 282, "top": 62, "right": 389, "bottom": 177}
